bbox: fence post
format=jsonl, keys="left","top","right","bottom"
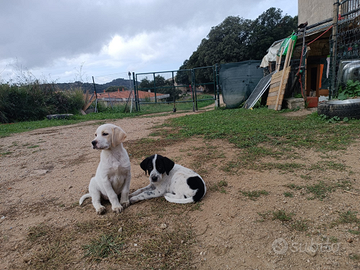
{"left": 133, "top": 72, "right": 139, "bottom": 111}
{"left": 215, "top": 64, "right": 220, "bottom": 107}
{"left": 191, "top": 69, "right": 196, "bottom": 112}
{"left": 153, "top": 73, "right": 157, "bottom": 104}
{"left": 330, "top": 0, "right": 339, "bottom": 99}
{"left": 92, "top": 76, "right": 98, "bottom": 113}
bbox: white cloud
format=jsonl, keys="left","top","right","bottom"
{"left": 0, "top": 0, "right": 298, "bottom": 83}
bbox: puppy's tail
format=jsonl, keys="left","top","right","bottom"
{"left": 164, "top": 195, "right": 194, "bottom": 204}
{"left": 79, "top": 193, "right": 91, "bottom": 205}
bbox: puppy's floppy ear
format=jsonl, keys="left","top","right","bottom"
{"left": 140, "top": 156, "right": 152, "bottom": 175}
{"left": 112, "top": 126, "right": 127, "bottom": 148}
{"left": 162, "top": 156, "right": 175, "bottom": 175}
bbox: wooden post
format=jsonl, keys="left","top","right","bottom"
{"left": 330, "top": 0, "right": 339, "bottom": 99}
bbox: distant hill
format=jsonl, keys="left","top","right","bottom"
{"left": 55, "top": 78, "right": 138, "bottom": 93}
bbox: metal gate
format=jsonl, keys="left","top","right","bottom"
{"left": 132, "top": 66, "right": 219, "bottom": 112}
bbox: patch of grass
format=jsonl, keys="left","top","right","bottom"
{"left": 83, "top": 234, "right": 124, "bottom": 262}
{"left": 310, "top": 161, "right": 347, "bottom": 172}
{"left": 300, "top": 174, "right": 311, "bottom": 180}
{"left": 240, "top": 190, "right": 269, "bottom": 200}
{"left": 329, "top": 236, "right": 338, "bottom": 243}
{"left": 272, "top": 210, "right": 294, "bottom": 222}
{"left": 27, "top": 144, "right": 40, "bottom": 149}
{"left": 349, "top": 254, "right": 360, "bottom": 261}
{"left": 0, "top": 151, "right": 12, "bottom": 156}
{"left": 27, "top": 224, "right": 51, "bottom": 242}
{"left": 210, "top": 180, "right": 228, "bottom": 193}
{"left": 22, "top": 202, "right": 196, "bottom": 269}
{"left": 257, "top": 210, "right": 294, "bottom": 223}
{"left": 338, "top": 211, "right": 360, "bottom": 224}
{"left": 169, "top": 108, "right": 360, "bottom": 159}
{"left": 285, "top": 183, "right": 303, "bottom": 190}
{"left": 306, "top": 181, "right": 333, "bottom": 201}
{"left": 220, "top": 161, "right": 239, "bottom": 174}
{"left": 348, "top": 229, "right": 360, "bottom": 235}
{"left": 331, "top": 211, "right": 360, "bottom": 228}
{"left": 283, "top": 192, "right": 294, "bottom": 198}
{"left": 291, "top": 219, "right": 309, "bottom": 231}
{"left": 335, "top": 179, "right": 352, "bottom": 190}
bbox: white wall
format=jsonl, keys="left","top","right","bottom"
{"left": 298, "top": 0, "right": 334, "bottom": 26}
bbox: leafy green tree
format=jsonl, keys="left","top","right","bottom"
{"left": 139, "top": 75, "right": 181, "bottom": 101}
{"left": 248, "top": 8, "right": 298, "bottom": 60}
{"left": 177, "top": 7, "right": 298, "bottom": 84}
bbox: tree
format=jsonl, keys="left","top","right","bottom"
{"left": 139, "top": 75, "right": 181, "bottom": 101}
{"left": 177, "top": 7, "right": 298, "bottom": 83}
{"left": 247, "top": 8, "right": 298, "bottom": 60}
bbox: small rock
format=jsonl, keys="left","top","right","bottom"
{"left": 347, "top": 238, "right": 353, "bottom": 243}
{"left": 118, "top": 227, "right": 123, "bottom": 233}
{"left": 160, "top": 223, "right": 167, "bottom": 229}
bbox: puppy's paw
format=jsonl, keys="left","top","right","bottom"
{"left": 96, "top": 206, "right": 106, "bottom": 215}
{"left": 112, "top": 206, "right": 123, "bottom": 214}
{"left": 121, "top": 200, "right": 130, "bottom": 208}
{"left": 129, "top": 197, "right": 137, "bottom": 205}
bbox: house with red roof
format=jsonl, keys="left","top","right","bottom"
{"left": 96, "top": 89, "right": 169, "bottom": 104}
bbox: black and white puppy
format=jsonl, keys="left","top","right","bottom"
{"left": 129, "top": 154, "right": 206, "bottom": 204}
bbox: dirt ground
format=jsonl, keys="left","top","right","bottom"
{"left": 1, "top": 107, "right": 360, "bottom": 269}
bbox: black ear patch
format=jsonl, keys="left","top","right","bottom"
{"left": 140, "top": 155, "right": 155, "bottom": 175}
{"left": 156, "top": 155, "right": 175, "bottom": 175}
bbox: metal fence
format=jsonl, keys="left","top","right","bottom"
{"left": 133, "top": 66, "right": 218, "bottom": 112}
{"left": 330, "top": 0, "right": 360, "bottom": 96}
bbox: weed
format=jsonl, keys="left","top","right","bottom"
{"left": 329, "top": 236, "right": 338, "bottom": 243}
{"left": 291, "top": 220, "right": 309, "bottom": 231}
{"left": 272, "top": 210, "right": 294, "bottom": 222}
{"left": 349, "top": 254, "right": 360, "bottom": 261}
{"left": 220, "top": 161, "right": 239, "bottom": 174}
{"left": 27, "top": 144, "right": 39, "bottom": 149}
{"left": 241, "top": 190, "right": 269, "bottom": 200}
{"left": 300, "top": 174, "right": 311, "bottom": 180}
{"left": 338, "top": 211, "right": 359, "bottom": 224}
{"left": 83, "top": 234, "right": 124, "bottom": 262}
{"left": 285, "top": 183, "right": 303, "bottom": 190}
{"left": 348, "top": 229, "right": 360, "bottom": 235}
{"left": 27, "top": 224, "right": 51, "bottom": 241}
{"left": 210, "top": 180, "right": 228, "bottom": 193}
{"left": 306, "top": 181, "right": 333, "bottom": 201}
{"left": 331, "top": 211, "right": 360, "bottom": 228}
{"left": 283, "top": 192, "right": 294, "bottom": 198}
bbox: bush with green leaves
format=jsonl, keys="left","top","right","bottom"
{"left": 0, "top": 82, "right": 84, "bottom": 123}
{"left": 338, "top": 80, "right": 360, "bottom": 100}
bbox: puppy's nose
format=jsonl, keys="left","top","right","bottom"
{"left": 151, "top": 175, "right": 158, "bottom": 182}
{"left": 91, "top": 140, "right": 97, "bottom": 148}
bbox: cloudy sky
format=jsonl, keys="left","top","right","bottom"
{"left": 0, "top": 0, "right": 298, "bottom": 84}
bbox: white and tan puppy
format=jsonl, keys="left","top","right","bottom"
{"left": 79, "top": 124, "right": 131, "bottom": 214}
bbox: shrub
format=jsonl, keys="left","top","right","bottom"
{"left": 0, "top": 82, "right": 85, "bottom": 123}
